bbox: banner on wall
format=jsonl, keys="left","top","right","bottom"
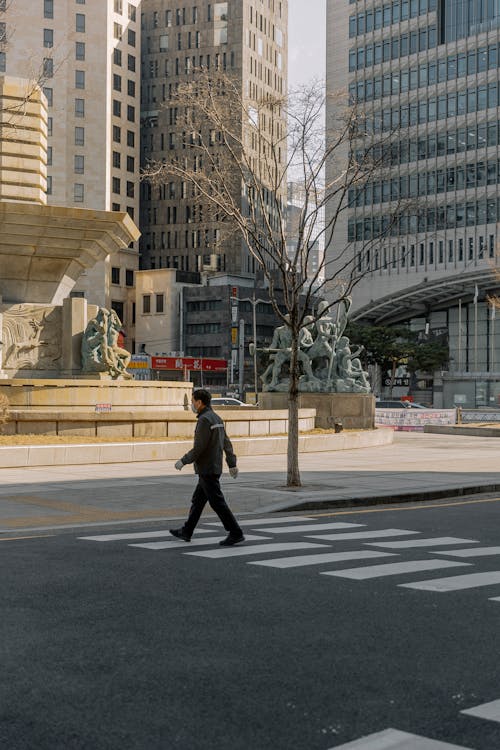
{"left": 151, "top": 356, "right": 227, "bottom": 372}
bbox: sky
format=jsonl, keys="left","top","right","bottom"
{"left": 288, "top": 0, "right": 327, "bottom": 88}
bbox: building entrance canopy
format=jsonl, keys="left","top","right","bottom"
{"left": 352, "top": 270, "right": 499, "bottom": 325}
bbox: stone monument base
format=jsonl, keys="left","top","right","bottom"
{"left": 259, "top": 392, "right": 375, "bottom": 430}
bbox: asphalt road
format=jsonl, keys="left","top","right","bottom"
{"left": 2, "top": 497, "right": 500, "bottom": 750}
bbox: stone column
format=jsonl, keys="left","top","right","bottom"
{"left": 62, "top": 296, "right": 88, "bottom": 376}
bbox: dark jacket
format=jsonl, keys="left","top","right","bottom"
{"left": 180, "top": 406, "right": 237, "bottom": 475}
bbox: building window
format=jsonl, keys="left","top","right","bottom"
{"left": 75, "top": 13, "right": 85, "bottom": 32}
{"left": 112, "top": 177, "right": 121, "bottom": 194}
{"left": 43, "top": 87, "right": 53, "bottom": 106}
{"left": 128, "top": 4, "right": 136, "bottom": 21}
{"left": 126, "top": 155, "right": 134, "bottom": 172}
{"left": 111, "top": 266, "right": 121, "bottom": 284}
{"left": 160, "top": 34, "right": 168, "bottom": 51}
{"left": 114, "top": 0, "right": 123, "bottom": 13}
{"left": 126, "top": 181, "right": 134, "bottom": 197}
{"left": 46, "top": 175, "right": 52, "bottom": 195}
{"left": 75, "top": 70, "right": 85, "bottom": 88}
{"left": 155, "top": 294, "right": 164, "bottom": 313}
{"left": 142, "top": 295, "right": 151, "bottom": 314}
{"left": 128, "top": 29, "right": 136, "bottom": 46}
{"left": 127, "top": 54, "right": 136, "bottom": 72}
{"left": 127, "top": 79, "right": 136, "bottom": 96}
{"left": 74, "top": 155, "right": 84, "bottom": 174}
{"left": 113, "top": 99, "right": 121, "bottom": 116}
{"left": 113, "top": 73, "right": 122, "bottom": 91}
{"left": 125, "top": 269, "right": 134, "bottom": 286}
{"left": 111, "top": 301, "right": 124, "bottom": 324}
{"left": 43, "top": 58, "right": 54, "bottom": 77}
{"left": 75, "top": 127, "right": 84, "bottom": 145}
{"left": 112, "top": 202, "right": 120, "bottom": 211}
{"left": 74, "top": 183, "right": 84, "bottom": 202}
{"left": 127, "top": 130, "right": 135, "bottom": 147}
{"left": 127, "top": 104, "right": 135, "bottom": 122}
{"left": 43, "top": 0, "right": 53, "bottom": 19}
{"left": 75, "top": 98, "right": 85, "bottom": 117}
{"left": 114, "top": 22, "right": 122, "bottom": 40}
{"left": 113, "top": 125, "right": 121, "bottom": 142}
{"left": 0, "top": 52, "right": 5, "bottom": 73}
{"left": 43, "top": 29, "right": 54, "bottom": 48}
{"left": 113, "top": 151, "right": 121, "bottom": 168}
{"left": 113, "top": 48, "right": 122, "bottom": 66}
{"left": 47, "top": 146, "right": 52, "bottom": 166}
{"left": 75, "top": 41, "right": 85, "bottom": 60}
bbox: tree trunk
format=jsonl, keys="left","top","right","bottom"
{"left": 287, "top": 326, "right": 301, "bottom": 487}
{"left": 389, "top": 360, "right": 396, "bottom": 398}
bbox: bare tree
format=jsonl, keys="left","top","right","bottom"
{"left": 142, "top": 69, "right": 408, "bottom": 486}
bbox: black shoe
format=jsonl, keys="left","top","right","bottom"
{"left": 219, "top": 533, "right": 245, "bottom": 546}
{"left": 169, "top": 528, "right": 191, "bottom": 542}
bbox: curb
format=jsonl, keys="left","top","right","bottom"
{"left": 0, "top": 429, "right": 394, "bottom": 468}
{"left": 269, "top": 483, "right": 500, "bottom": 513}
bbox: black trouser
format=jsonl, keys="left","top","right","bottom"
{"left": 183, "top": 474, "right": 242, "bottom": 537}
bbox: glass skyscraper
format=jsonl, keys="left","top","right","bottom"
{"left": 327, "top": 0, "right": 500, "bottom": 407}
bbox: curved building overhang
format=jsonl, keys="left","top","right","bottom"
{"left": 351, "top": 270, "right": 500, "bottom": 326}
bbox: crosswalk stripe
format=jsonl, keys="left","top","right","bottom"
{"left": 79, "top": 529, "right": 217, "bottom": 542}
{"left": 433, "top": 546, "right": 500, "bottom": 558}
{"left": 130, "top": 534, "right": 269, "bottom": 550}
{"left": 367, "top": 537, "right": 478, "bottom": 549}
{"left": 400, "top": 570, "right": 500, "bottom": 592}
{"left": 328, "top": 727, "right": 474, "bottom": 749}
{"left": 253, "top": 522, "right": 365, "bottom": 534}
{"left": 322, "top": 560, "right": 470, "bottom": 581}
{"left": 184, "top": 542, "right": 329, "bottom": 559}
{"left": 490, "top": 596, "right": 500, "bottom": 602}
{"left": 307, "top": 529, "right": 419, "bottom": 542}
{"left": 461, "top": 697, "right": 500, "bottom": 723}
{"left": 248, "top": 550, "right": 397, "bottom": 569}
{"left": 204, "top": 516, "right": 307, "bottom": 526}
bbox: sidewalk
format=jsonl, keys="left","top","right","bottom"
{"left": 0, "top": 431, "right": 500, "bottom": 533}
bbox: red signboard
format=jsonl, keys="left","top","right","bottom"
{"left": 151, "top": 356, "right": 227, "bottom": 372}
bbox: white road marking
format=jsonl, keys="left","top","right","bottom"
{"left": 204, "top": 516, "right": 306, "bottom": 526}
{"left": 248, "top": 550, "right": 397, "bottom": 569}
{"left": 184, "top": 542, "right": 329, "bottom": 558}
{"left": 253, "top": 522, "right": 365, "bottom": 534}
{"left": 433, "top": 546, "right": 500, "bottom": 558}
{"left": 367, "top": 537, "right": 478, "bottom": 549}
{"left": 130, "top": 534, "right": 269, "bottom": 550}
{"left": 400, "top": 570, "right": 500, "bottom": 592}
{"left": 323, "top": 560, "right": 470, "bottom": 581}
{"left": 461, "top": 697, "right": 500, "bottom": 723}
{"left": 79, "top": 529, "right": 216, "bottom": 542}
{"left": 489, "top": 596, "right": 500, "bottom": 602}
{"left": 308, "top": 529, "right": 420, "bottom": 542}
{"left": 328, "top": 727, "right": 474, "bottom": 749}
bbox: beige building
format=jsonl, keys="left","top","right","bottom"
{"left": 135, "top": 268, "right": 201, "bottom": 356}
{"left": 0, "top": 0, "right": 141, "bottom": 351}
{"left": 140, "top": 0, "right": 288, "bottom": 277}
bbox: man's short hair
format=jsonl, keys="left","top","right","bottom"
{"left": 192, "top": 388, "right": 211, "bottom": 405}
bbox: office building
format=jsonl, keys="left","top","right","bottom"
{"left": 327, "top": 0, "right": 500, "bottom": 406}
{"left": 139, "top": 0, "right": 288, "bottom": 276}
{"left": 0, "top": 0, "right": 141, "bottom": 350}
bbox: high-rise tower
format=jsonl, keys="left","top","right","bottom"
{"left": 140, "top": 0, "right": 288, "bottom": 276}
{"left": 327, "top": 0, "right": 500, "bottom": 405}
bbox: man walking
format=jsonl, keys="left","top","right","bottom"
{"left": 169, "top": 388, "right": 245, "bottom": 546}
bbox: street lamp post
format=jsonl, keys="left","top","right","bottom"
{"left": 238, "top": 293, "right": 273, "bottom": 404}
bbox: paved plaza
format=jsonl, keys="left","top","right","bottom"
{"left": 0, "top": 431, "right": 500, "bottom": 533}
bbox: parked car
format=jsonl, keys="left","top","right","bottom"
{"left": 376, "top": 400, "right": 429, "bottom": 409}
{"left": 211, "top": 397, "right": 257, "bottom": 408}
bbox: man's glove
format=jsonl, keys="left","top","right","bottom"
{"left": 229, "top": 466, "right": 238, "bottom": 479}
{"left": 175, "top": 459, "right": 184, "bottom": 471}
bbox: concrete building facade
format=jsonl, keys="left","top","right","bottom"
{"left": 327, "top": 0, "right": 500, "bottom": 407}
{"left": 0, "top": 0, "right": 141, "bottom": 351}
{"left": 139, "top": 0, "right": 288, "bottom": 277}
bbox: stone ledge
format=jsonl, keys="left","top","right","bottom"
{"left": 0, "top": 429, "right": 394, "bottom": 468}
